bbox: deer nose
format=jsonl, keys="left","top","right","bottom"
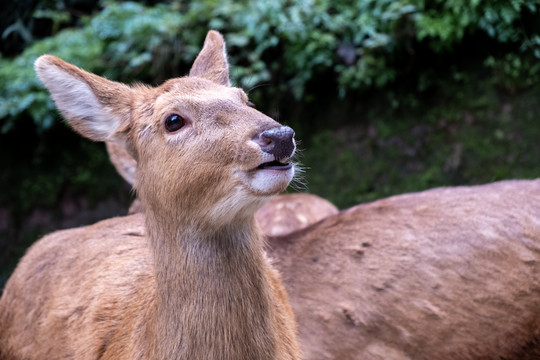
{"left": 256, "top": 126, "right": 295, "bottom": 160}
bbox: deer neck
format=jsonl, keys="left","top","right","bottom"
{"left": 145, "top": 211, "right": 277, "bottom": 360}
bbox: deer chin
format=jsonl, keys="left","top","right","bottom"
{"left": 236, "top": 162, "right": 295, "bottom": 196}
{"left": 204, "top": 168, "right": 292, "bottom": 227}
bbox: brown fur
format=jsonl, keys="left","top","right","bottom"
{"left": 272, "top": 179, "right": 540, "bottom": 359}
{"left": 0, "top": 31, "right": 299, "bottom": 360}
{"left": 255, "top": 193, "right": 339, "bottom": 237}
{"left": 106, "top": 141, "right": 137, "bottom": 187}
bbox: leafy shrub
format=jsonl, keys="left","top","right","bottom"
{"left": 1, "top": 0, "right": 538, "bottom": 134}
{"left": 302, "top": 82, "right": 540, "bottom": 209}
{"left": 0, "top": 28, "right": 104, "bottom": 133}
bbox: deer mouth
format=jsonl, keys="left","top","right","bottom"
{"left": 256, "top": 160, "right": 292, "bottom": 171}
{"left": 239, "top": 156, "right": 295, "bottom": 195}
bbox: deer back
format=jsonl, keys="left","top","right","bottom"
{"left": 275, "top": 179, "right": 540, "bottom": 359}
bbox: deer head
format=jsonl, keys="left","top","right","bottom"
{"left": 35, "top": 31, "right": 296, "bottom": 232}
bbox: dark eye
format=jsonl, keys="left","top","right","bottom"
{"left": 165, "top": 114, "right": 185, "bottom": 132}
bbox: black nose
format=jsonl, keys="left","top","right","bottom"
{"left": 257, "top": 126, "right": 295, "bottom": 160}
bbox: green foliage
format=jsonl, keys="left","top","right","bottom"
{"left": 0, "top": 0, "right": 539, "bottom": 212}
{"left": 1, "top": 0, "right": 539, "bottom": 134}
{"left": 484, "top": 52, "right": 540, "bottom": 92}
{"left": 302, "top": 81, "right": 540, "bottom": 209}
{"left": 0, "top": 28, "right": 104, "bottom": 133}
{"left": 88, "top": 2, "right": 190, "bottom": 81}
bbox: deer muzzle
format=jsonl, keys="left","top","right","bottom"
{"left": 255, "top": 126, "right": 296, "bottom": 161}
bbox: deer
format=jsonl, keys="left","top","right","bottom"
{"left": 105, "top": 109, "right": 540, "bottom": 359}
{"left": 91, "top": 127, "right": 540, "bottom": 359}
{"left": 0, "top": 31, "right": 301, "bottom": 360}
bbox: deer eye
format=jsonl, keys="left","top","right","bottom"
{"left": 165, "top": 114, "right": 185, "bottom": 132}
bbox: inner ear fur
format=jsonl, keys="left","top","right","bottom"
{"left": 189, "top": 30, "right": 231, "bottom": 86}
{"left": 34, "top": 31, "right": 230, "bottom": 160}
{"left": 34, "top": 55, "right": 133, "bottom": 143}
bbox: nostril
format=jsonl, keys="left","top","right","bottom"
{"left": 253, "top": 135, "right": 272, "bottom": 148}
{"left": 257, "top": 126, "right": 295, "bottom": 159}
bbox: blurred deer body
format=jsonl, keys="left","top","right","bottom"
{"left": 0, "top": 31, "right": 300, "bottom": 360}
{"left": 275, "top": 179, "right": 540, "bottom": 360}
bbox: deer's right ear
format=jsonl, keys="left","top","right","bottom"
{"left": 35, "top": 55, "right": 132, "bottom": 142}
{"left": 189, "top": 30, "right": 231, "bottom": 86}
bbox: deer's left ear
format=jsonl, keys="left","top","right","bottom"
{"left": 189, "top": 30, "right": 231, "bottom": 87}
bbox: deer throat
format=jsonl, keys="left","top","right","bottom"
{"left": 147, "top": 220, "right": 278, "bottom": 360}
